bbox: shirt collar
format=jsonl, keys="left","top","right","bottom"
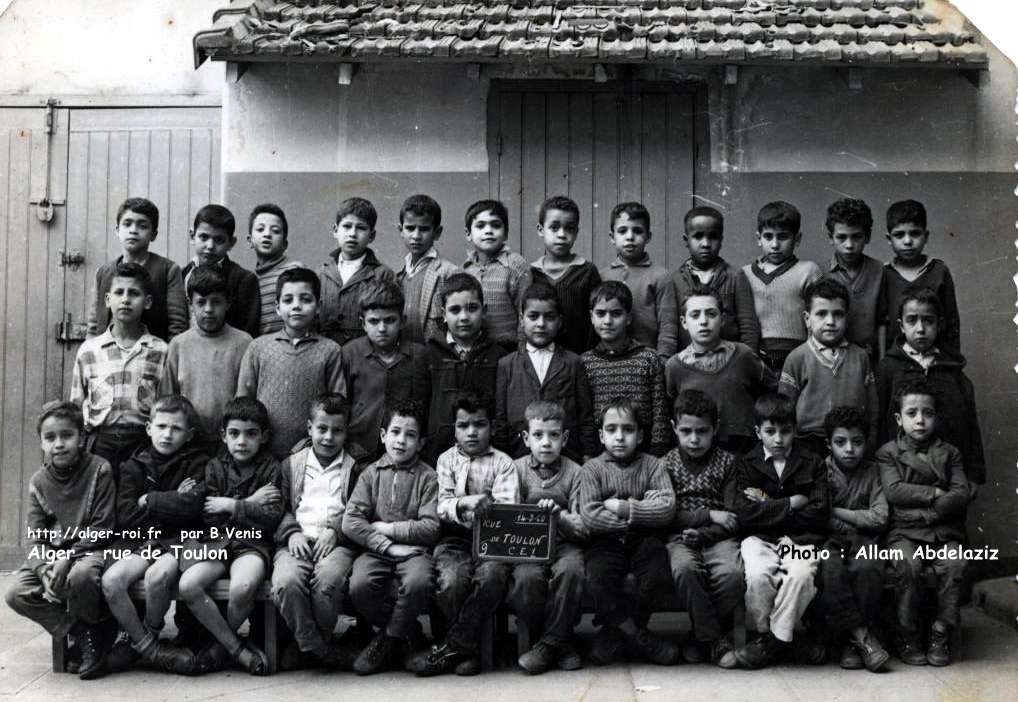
{"left": 533, "top": 254, "right": 586, "bottom": 272}
{"left": 610, "top": 253, "right": 651, "bottom": 268}
{"left": 807, "top": 335, "right": 849, "bottom": 354}
{"left": 404, "top": 247, "right": 437, "bottom": 275}
{"left": 902, "top": 342, "right": 938, "bottom": 359}
{"left": 307, "top": 448, "right": 345, "bottom": 472}
{"left": 525, "top": 454, "right": 561, "bottom": 472}
{"left": 467, "top": 245, "right": 512, "bottom": 266}
{"left": 255, "top": 254, "right": 288, "bottom": 274}
{"left": 376, "top": 453, "right": 420, "bottom": 472}
{"left": 272, "top": 328, "right": 317, "bottom": 347}
{"left": 526, "top": 342, "right": 555, "bottom": 355}
{"left": 762, "top": 446, "right": 787, "bottom": 464}
{"left": 192, "top": 255, "right": 226, "bottom": 269}
{"left": 100, "top": 325, "right": 156, "bottom": 349}
{"left": 456, "top": 444, "right": 495, "bottom": 460}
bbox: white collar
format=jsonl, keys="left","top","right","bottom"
{"left": 307, "top": 449, "right": 345, "bottom": 472}
{"left": 526, "top": 342, "right": 555, "bottom": 355}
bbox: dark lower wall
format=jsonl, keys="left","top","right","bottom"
{"left": 225, "top": 169, "right": 1017, "bottom": 574}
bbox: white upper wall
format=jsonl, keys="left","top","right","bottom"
{"left": 0, "top": 0, "right": 221, "bottom": 98}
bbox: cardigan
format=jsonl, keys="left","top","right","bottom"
{"left": 530, "top": 259, "right": 601, "bottom": 354}
{"left": 182, "top": 256, "right": 261, "bottom": 338}
{"left": 317, "top": 248, "right": 396, "bottom": 345}
{"left": 88, "top": 252, "right": 187, "bottom": 342}
{"left": 396, "top": 253, "right": 461, "bottom": 344}
{"left": 671, "top": 258, "right": 760, "bottom": 352}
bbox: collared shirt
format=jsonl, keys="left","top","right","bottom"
{"left": 435, "top": 444, "right": 519, "bottom": 527}
{"left": 686, "top": 260, "right": 720, "bottom": 285}
{"left": 71, "top": 326, "right": 168, "bottom": 428}
{"left": 676, "top": 339, "right": 735, "bottom": 372}
{"left": 526, "top": 342, "right": 555, "bottom": 383}
{"left": 446, "top": 331, "right": 475, "bottom": 359}
{"left": 403, "top": 247, "right": 438, "bottom": 278}
{"left": 902, "top": 342, "right": 938, "bottom": 371}
{"left": 762, "top": 445, "right": 787, "bottom": 479}
{"left": 807, "top": 335, "right": 849, "bottom": 368}
{"left": 337, "top": 253, "right": 366, "bottom": 284}
{"left": 184, "top": 255, "right": 225, "bottom": 292}
{"left": 295, "top": 449, "right": 346, "bottom": 540}
{"left": 532, "top": 255, "right": 587, "bottom": 280}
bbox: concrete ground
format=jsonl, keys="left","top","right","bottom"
{"left": 1, "top": 572, "right": 1016, "bottom": 702}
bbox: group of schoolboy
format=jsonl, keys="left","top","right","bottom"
{"left": 7, "top": 190, "right": 981, "bottom": 681}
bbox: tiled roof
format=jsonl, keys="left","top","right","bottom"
{"left": 194, "top": 1, "right": 988, "bottom": 68}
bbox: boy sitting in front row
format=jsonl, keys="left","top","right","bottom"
{"left": 5, "top": 401, "right": 116, "bottom": 680}
{"left": 510, "top": 401, "right": 588, "bottom": 674}
{"left": 101, "top": 395, "right": 207, "bottom": 676}
{"left": 732, "top": 394, "right": 829, "bottom": 669}
{"left": 661, "top": 390, "right": 744, "bottom": 668}
{"left": 342, "top": 400, "right": 440, "bottom": 675}
{"left": 815, "top": 406, "right": 890, "bottom": 673}
{"left": 580, "top": 399, "right": 678, "bottom": 666}
{"left": 411, "top": 392, "right": 519, "bottom": 676}
{"left": 272, "top": 393, "right": 373, "bottom": 671}
{"left": 877, "top": 379, "right": 968, "bottom": 667}
{"left": 778, "top": 277, "right": 878, "bottom": 457}
{"left": 495, "top": 282, "right": 598, "bottom": 461}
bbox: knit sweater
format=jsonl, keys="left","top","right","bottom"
{"left": 317, "top": 248, "right": 397, "bottom": 345}
{"left": 159, "top": 324, "right": 252, "bottom": 442}
{"left": 599, "top": 255, "right": 678, "bottom": 357}
{"left": 665, "top": 342, "right": 776, "bottom": 441}
{"left": 660, "top": 446, "right": 739, "bottom": 545}
{"left": 25, "top": 454, "right": 116, "bottom": 570}
{"left": 582, "top": 340, "right": 671, "bottom": 456}
{"left": 741, "top": 258, "right": 822, "bottom": 348}
{"left": 880, "top": 257, "right": 960, "bottom": 354}
{"left": 671, "top": 258, "right": 760, "bottom": 351}
{"left": 530, "top": 259, "right": 601, "bottom": 354}
{"left": 116, "top": 444, "right": 207, "bottom": 548}
{"left": 579, "top": 452, "right": 675, "bottom": 535}
{"left": 236, "top": 331, "right": 345, "bottom": 458}
{"left": 182, "top": 256, "right": 261, "bottom": 338}
{"left": 88, "top": 252, "right": 188, "bottom": 342}
{"left": 397, "top": 254, "right": 460, "bottom": 344}
{"left": 255, "top": 255, "right": 303, "bottom": 336}
{"left": 462, "top": 246, "right": 532, "bottom": 347}
{"left": 778, "top": 339, "right": 877, "bottom": 439}
{"left": 513, "top": 454, "right": 587, "bottom": 542}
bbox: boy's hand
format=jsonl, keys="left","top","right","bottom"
{"left": 558, "top": 512, "right": 586, "bottom": 537}
{"left": 472, "top": 491, "right": 494, "bottom": 518}
{"left": 788, "top": 494, "right": 808, "bottom": 511}
{"left": 743, "top": 487, "right": 768, "bottom": 503}
{"left": 681, "top": 528, "right": 703, "bottom": 547}
{"left": 537, "top": 498, "right": 561, "bottom": 515}
{"left": 288, "top": 532, "right": 312, "bottom": 560}
{"left": 603, "top": 498, "right": 624, "bottom": 515}
{"left": 247, "top": 484, "right": 281, "bottom": 508}
{"left": 312, "top": 528, "right": 337, "bottom": 561}
{"left": 204, "top": 496, "right": 235, "bottom": 515}
{"left": 48, "top": 557, "right": 72, "bottom": 595}
{"left": 370, "top": 521, "right": 394, "bottom": 538}
{"left": 933, "top": 487, "right": 947, "bottom": 499}
{"left": 708, "top": 510, "right": 738, "bottom": 531}
{"left": 177, "top": 477, "right": 197, "bottom": 494}
{"left": 385, "top": 544, "right": 420, "bottom": 560}
{"left": 137, "top": 494, "right": 148, "bottom": 509}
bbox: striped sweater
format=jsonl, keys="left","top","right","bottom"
{"left": 579, "top": 452, "right": 675, "bottom": 535}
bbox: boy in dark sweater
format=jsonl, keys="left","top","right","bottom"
{"left": 5, "top": 402, "right": 115, "bottom": 680}
{"left": 579, "top": 399, "right": 678, "bottom": 666}
{"left": 100, "top": 395, "right": 206, "bottom": 676}
{"left": 670, "top": 207, "right": 759, "bottom": 352}
{"left": 182, "top": 204, "right": 260, "bottom": 338}
{"left": 510, "top": 401, "right": 587, "bottom": 674}
{"left": 815, "top": 406, "right": 890, "bottom": 673}
{"left": 529, "top": 195, "right": 601, "bottom": 354}
{"left": 732, "top": 394, "right": 829, "bottom": 670}
{"left": 877, "top": 285, "right": 984, "bottom": 486}
{"left": 661, "top": 390, "right": 744, "bottom": 668}
{"left": 87, "top": 197, "right": 187, "bottom": 342}
{"left": 881, "top": 200, "right": 961, "bottom": 354}
{"left": 877, "top": 379, "right": 968, "bottom": 667}
{"left": 778, "top": 277, "right": 878, "bottom": 457}
{"left": 495, "top": 282, "right": 598, "bottom": 461}
{"left": 424, "top": 273, "right": 510, "bottom": 462}
{"left": 665, "top": 286, "right": 776, "bottom": 456}
{"left": 582, "top": 281, "right": 671, "bottom": 456}
{"left": 343, "top": 400, "right": 440, "bottom": 675}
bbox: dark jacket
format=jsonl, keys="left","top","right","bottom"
{"left": 671, "top": 258, "right": 761, "bottom": 352}
{"left": 734, "top": 444, "right": 829, "bottom": 546}
{"left": 182, "top": 256, "right": 260, "bottom": 338}
{"left": 90, "top": 252, "right": 188, "bottom": 342}
{"left": 876, "top": 343, "right": 985, "bottom": 484}
{"left": 318, "top": 248, "right": 396, "bottom": 345}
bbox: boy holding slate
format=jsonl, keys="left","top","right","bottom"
{"left": 509, "top": 401, "right": 587, "bottom": 674}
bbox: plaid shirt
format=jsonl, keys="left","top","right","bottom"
{"left": 70, "top": 327, "right": 167, "bottom": 428}
{"left": 435, "top": 444, "right": 519, "bottom": 526}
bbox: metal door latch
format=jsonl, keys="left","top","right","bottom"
{"left": 55, "top": 313, "right": 88, "bottom": 342}
{"left": 58, "top": 248, "right": 85, "bottom": 269}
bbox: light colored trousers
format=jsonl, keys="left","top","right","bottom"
{"left": 741, "top": 535, "right": 819, "bottom": 642}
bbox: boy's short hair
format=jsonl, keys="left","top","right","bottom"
{"left": 672, "top": 389, "right": 719, "bottom": 426}
{"left": 453, "top": 390, "right": 494, "bottom": 422}
{"left": 825, "top": 198, "right": 873, "bottom": 238}
{"left": 380, "top": 399, "right": 427, "bottom": 434}
{"left": 886, "top": 199, "right": 927, "bottom": 232}
{"left": 37, "top": 400, "right": 84, "bottom": 435}
{"left": 521, "top": 281, "right": 561, "bottom": 314}
{"left": 683, "top": 206, "right": 723, "bottom": 232}
{"left": 400, "top": 194, "right": 442, "bottom": 228}
{"left": 823, "top": 405, "right": 868, "bottom": 439}
{"left": 336, "top": 197, "right": 378, "bottom": 230}
{"left": 276, "top": 266, "right": 321, "bottom": 302}
{"left": 598, "top": 398, "right": 641, "bottom": 427}
{"left": 896, "top": 284, "right": 942, "bottom": 322}
{"left": 309, "top": 392, "right": 349, "bottom": 422}
{"left": 193, "top": 204, "right": 236, "bottom": 238}
{"left": 803, "top": 276, "right": 850, "bottom": 312}
{"left": 186, "top": 265, "right": 230, "bottom": 301}
{"left": 609, "top": 201, "right": 650, "bottom": 230}
{"left": 439, "top": 272, "right": 484, "bottom": 307}
{"left": 539, "top": 195, "right": 579, "bottom": 225}
{"left": 589, "top": 280, "right": 633, "bottom": 312}
{"left": 359, "top": 279, "right": 404, "bottom": 315}
{"left": 248, "top": 203, "right": 288, "bottom": 239}
{"left": 754, "top": 393, "right": 796, "bottom": 427}
{"left": 112, "top": 261, "right": 154, "bottom": 297}
{"left": 221, "top": 396, "right": 270, "bottom": 432}
{"left": 116, "top": 197, "right": 160, "bottom": 235}
{"left": 524, "top": 400, "right": 566, "bottom": 425}
{"left": 894, "top": 377, "right": 938, "bottom": 412}
{"left": 151, "top": 395, "right": 201, "bottom": 435}
{"left": 680, "top": 284, "right": 724, "bottom": 315}
{"left": 464, "top": 199, "right": 509, "bottom": 230}
{"left": 757, "top": 201, "right": 801, "bottom": 233}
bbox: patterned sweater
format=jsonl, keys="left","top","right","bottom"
{"left": 582, "top": 340, "right": 671, "bottom": 456}
{"left": 660, "top": 446, "right": 739, "bottom": 545}
{"left": 579, "top": 452, "right": 675, "bottom": 535}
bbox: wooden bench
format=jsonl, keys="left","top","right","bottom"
{"left": 51, "top": 580, "right": 278, "bottom": 674}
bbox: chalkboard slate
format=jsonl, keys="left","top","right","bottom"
{"left": 472, "top": 503, "right": 557, "bottom": 563}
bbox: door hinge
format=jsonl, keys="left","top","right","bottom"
{"left": 57, "top": 248, "right": 85, "bottom": 270}
{"left": 55, "top": 314, "right": 88, "bottom": 343}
